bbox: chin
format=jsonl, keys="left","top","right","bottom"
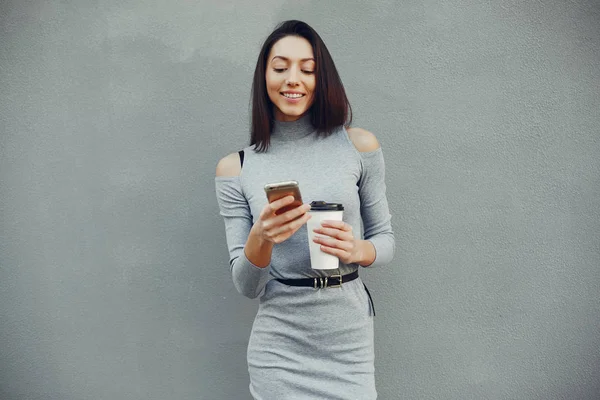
{"left": 286, "top": 109, "right": 305, "bottom": 117}
{"left": 275, "top": 107, "right": 307, "bottom": 120}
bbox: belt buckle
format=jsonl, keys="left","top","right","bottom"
{"left": 327, "top": 273, "right": 342, "bottom": 288}
{"left": 313, "top": 270, "right": 343, "bottom": 289}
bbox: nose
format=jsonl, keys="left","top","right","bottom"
{"left": 285, "top": 66, "right": 300, "bottom": 86}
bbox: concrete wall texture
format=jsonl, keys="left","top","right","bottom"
{"left": 1, "top": 1, "right": 599, "bottom": 399}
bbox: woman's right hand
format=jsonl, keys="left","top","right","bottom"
{"left": 251, "top": 195, "right": 312, "bottom": 244}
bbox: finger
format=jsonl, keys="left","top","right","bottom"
{"left": 260, "top": 197, "right": 290, "bottom": 219}
{"left": 318, "top": 244, "right": 348, "bottom": 260}
{"left": 277, "top": 203, "right": 310, "bottom": 222}
{"left": 273, "top": 213, "right": 311, "bottom": 241}
{"left": 272, "top": 211, "right": 309, "bottom": 238}
{"left": 288, "top": 211, "right": 312, "bottom": 232}
{"left": 312, "top": 235, "right": 353, "bottom": 252}
{"left": 259, "top": 204, "right": 274, "bottom": 220}
{"left": 264, "top": 205, "right": 310, "bottom": 241}
{"left": 268, "top": 195, "right": 296, "bottom": 213}
{"left": 320, "top": 220, "right": 352, "bottom": 232}
{"left": 312, "top": 226, "right": 352, "bottom": 241}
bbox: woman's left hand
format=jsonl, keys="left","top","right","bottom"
{"left": 311, "top": 220, "right": 361, "bottom": 265}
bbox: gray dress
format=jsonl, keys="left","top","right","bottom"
{"left": 215, "top": 115, "right": 395, "bottom": 399}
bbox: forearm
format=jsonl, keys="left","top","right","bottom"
{"left": 355, "top": 239, "right": 376, "bottom": 267}
{"left": 244, "top": 228, "right": 274, "bottom": 268}
{"left": 362, "top": 233, "right": 395, "bottom": 267}
{"left": 229, "top": 229, "right": 273, "bottom": 298}
{"left": 356, "top": 148, "right": 396, "bottom": 268}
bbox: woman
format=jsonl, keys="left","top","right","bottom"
{"left": 215, "top": 20, "right": 395, "bottom": 399}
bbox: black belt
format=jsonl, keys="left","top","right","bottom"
{"left": 274, "top": 270, "right": 376, "bottom": 315}
{"left": 275, "top": 270, "right": 359, "bottom": 289}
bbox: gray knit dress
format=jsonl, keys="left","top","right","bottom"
{"left": 215, "top": 114, "right": 395, "bottom": 399}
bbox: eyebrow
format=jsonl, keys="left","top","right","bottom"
{"left": 271, "top": 56, "right": 315, "bottom": 62}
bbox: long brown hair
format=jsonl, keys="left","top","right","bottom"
{"left": 250, "top": 20, "right": 352, "bottom": 152}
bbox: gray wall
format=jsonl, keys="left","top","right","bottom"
{"left": 1, "top": 1, "right": 599, "bottom": 399}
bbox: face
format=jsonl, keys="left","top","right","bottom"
{"left": 265, "top": 36, "right": 316, "bottom": 122}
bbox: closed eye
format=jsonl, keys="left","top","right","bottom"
{"left": 272, "top": 68, "right": 314, "bottom": 74}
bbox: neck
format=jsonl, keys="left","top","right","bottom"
{"left": 271, "top": 113, "right": 315, "bottom": 142}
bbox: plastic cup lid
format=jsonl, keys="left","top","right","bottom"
{"left": 309, "top": 201, "right": 344, "bottom": 211}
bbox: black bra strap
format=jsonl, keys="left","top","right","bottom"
{"left": 238, "top": 150, "right": 244, "bottom": 168}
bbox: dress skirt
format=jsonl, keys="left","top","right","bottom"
{"left": 247, "top": 277, "right": 376, "bottom": 400}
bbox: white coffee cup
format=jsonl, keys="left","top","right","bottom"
{"left": 306, "top": 201, "right": 345, "bottom": 270}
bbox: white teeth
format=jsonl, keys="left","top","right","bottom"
{"left": 283, "top": 93, "right": 304, "bottom": 98}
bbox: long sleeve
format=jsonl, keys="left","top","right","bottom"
{"left": 357, "top": 147, "right": 396, "bottom": 267}
{"left": 215, "top": 177, "right": 271, "bottom": 298}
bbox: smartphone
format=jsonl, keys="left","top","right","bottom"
{"left": 264, "top": 180, "right": 303, "bottom": 215}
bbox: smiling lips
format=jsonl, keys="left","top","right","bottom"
{"left": 281, "top": 91, "right": 305, "bottom": 102}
